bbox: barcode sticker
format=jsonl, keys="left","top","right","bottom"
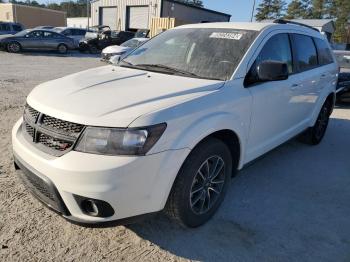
{"left": 210, "top": 32, "right": 243, "bottom": 40}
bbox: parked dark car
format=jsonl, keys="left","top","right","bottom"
{"left": 79, "top": 26, "right": 135, "bottom": 53}
{"left": 0, "top": 29, "right": 75, "bottom": 54}
{"left": 0, "top": 22, "right": 24, "bottom": 35}
{"left": 334, "top": 50, "right": 350, "bottom": 103}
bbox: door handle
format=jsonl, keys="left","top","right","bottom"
{"left": 321, "top": 74, "right": 327, "bottom": 78}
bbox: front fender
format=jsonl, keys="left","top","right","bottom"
{"left": 168, "top": 112, "right": 246, "bottom": 168}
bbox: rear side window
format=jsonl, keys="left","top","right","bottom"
{"left": 0, "top": 23, "right": 11, "bottom": 31}
{"left": 255, "top": 33, "right": 293, "bottom": 74}
{"left": 12, "top": 24, "right": 22, "bottom": 32}
{"left": 314, "top": 38, "right": 334, "bottom": 65}
{"left": 291, "top": 34, "right": 318, "bottom": 72}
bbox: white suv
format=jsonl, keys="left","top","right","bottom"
{"left": 12, "top": 21, "right": 338, "bottom": 227}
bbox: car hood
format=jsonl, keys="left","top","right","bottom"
{"left": 0, "top": 34, "right": 13, "bottom": 40}
{"left": 27, "top": 66, "right": 224, "bottom": 127}
{"left": 102, "top": 45, "right": 130, "bottom": 54}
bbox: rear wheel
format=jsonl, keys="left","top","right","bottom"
{"left": 57, "top": 44, "right": 68, "bottom": 54}
{"left": 89, "top": 45, "right": 99, "bottom": 54}
{"left": 7, "top": 42, "right": 21, "bottom": 53}
{"left": 166, "top": 138, "right": 233, "bottom": 227}
{"left": 299, "top": 99, "right": 332, "bottom": 145}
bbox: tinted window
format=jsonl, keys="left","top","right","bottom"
{"left": 314, "top": 38, "right": 333, "bottom": 65}
{"left": 63, "top": 29, "right": 72, "bottom": 36}
{"left": 27, "top": 31, "right": 43, "bottom": 38}
{"left": 43, "top": 31, "right": 54, "bottom": 38}
{"left": 292, "top": 34, "right": 318, "bottom": 72}
{"left": 255, "top": 33, "right": 293, "bottom": 74}
{"left": 12, "top": 24, "right": 22, "bottom": 32}
{"left": 0, "top": 23, "right": 11, "bottom": 31}
{"left": 75, "top": 29, "right": 86, "bottom": 35}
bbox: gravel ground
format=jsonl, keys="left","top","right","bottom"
{"left": 1, "top": 51, "right": 350, "bottom": 262}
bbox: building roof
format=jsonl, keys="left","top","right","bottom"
{"left": 165, "top": 0, "right": 231, "bottom": 18}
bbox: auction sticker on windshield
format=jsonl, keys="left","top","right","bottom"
{"left": 210, "top": 32, "right": 243, "bottom": 40}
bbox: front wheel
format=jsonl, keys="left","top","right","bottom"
{"left": 299, "top": 99, "right": 332, "bottom": 145}
{"left": 7, "top": 42, "right": 21, "bottom": 53}
{"left": 166, "top": 138, "right": 232, "bottom": 227}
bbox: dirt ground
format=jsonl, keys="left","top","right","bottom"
{"left": 1, "top": 51, "right": 350, "bottom": 262}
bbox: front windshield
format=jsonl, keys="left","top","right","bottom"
{"left": 120, "top": 28, "right": 259, "bottom": 81}
{"left": 121, "top": 39, "right": 140, "bottom": 48}
{"left": 15, "top": 30, "right": 30, "bottom": 36}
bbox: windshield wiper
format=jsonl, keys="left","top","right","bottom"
{"left": 133, "top": 64, "right": 202, "bottom": 78}
{"left": 120, "top": 63, "right": 222, "bottom": 81}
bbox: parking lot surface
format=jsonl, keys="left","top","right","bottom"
{"left": 0, "top": 51, "right": 350, "bottom": 262}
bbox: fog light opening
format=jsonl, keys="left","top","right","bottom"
{"left": 83, "top": 200, "right": 99, "bottom": 216}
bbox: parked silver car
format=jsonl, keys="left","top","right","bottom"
{"left": 53, "top": 27, "right": 88, "bottom": 48}
{"left": 0, "top": 29, "right": 75, "bottom": 54}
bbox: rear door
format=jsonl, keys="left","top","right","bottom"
{"left": 42, "top": 31, "right": 60, "bottom": 50}
{"left": 289, "top": 34, "right": 321, "bottom": 122}
{"left": 313, "top": 37, "right": 337, "bottom": 93}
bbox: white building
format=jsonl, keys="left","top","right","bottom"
{"left": 90, "top": 0, "right": 231, "bottom": 31}
{"left": 67, "top": 17, "right": 91, "bottom": 29}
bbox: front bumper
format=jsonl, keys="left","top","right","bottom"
{"left": 12, "top": 118, "right": 190, "bottom": 224}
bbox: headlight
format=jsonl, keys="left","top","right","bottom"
{"left": 75, "top": 123, "right": 167, "bottom": 156}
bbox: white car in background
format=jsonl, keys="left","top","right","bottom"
{"left": 101, "top": 37, "right": 149, "bottom": 63}
{"left": 13, "top": 21, "right": 337, "bottom": 228}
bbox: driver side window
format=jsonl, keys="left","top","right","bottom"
{"left": 245, "top": 33, "right": 293, "bottom": 86}
{"left": 256, "top": 33, "right": 293, "bottom": 74}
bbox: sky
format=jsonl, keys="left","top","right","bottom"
{"left": 34, "top": 0, "right": 292, "bottom": 22}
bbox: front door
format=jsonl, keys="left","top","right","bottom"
{"left": 245, "top": 33, "right": 297, "bottom": 162}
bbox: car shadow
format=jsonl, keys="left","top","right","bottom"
{"left": 126, "top": 116, "right": 350, "bottom": 261}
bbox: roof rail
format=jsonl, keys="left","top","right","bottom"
{"left": 273, "top": 19, "right": 319, "bottom": 32}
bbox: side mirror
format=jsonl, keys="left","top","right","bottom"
{"left": 257, "top": 60, "right": 289, "bottom": 81}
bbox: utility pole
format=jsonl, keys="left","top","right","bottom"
{"left": 87, "top": 0, "right": 90, "bottom": 30}
{"left": 250, "top": 0, "right": 256, "bottom": 22}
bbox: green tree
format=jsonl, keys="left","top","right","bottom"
{"left": 331, "top": 0, "right": 350, "bottom": 42}
{"left": 311, "top": 0, "right": 325, "bottom": 18}
{"left": 255, "top": 0, "right": 286, "bottom": 21}
{"left": 285, "top": 0, "right": 312, "bottom": 19}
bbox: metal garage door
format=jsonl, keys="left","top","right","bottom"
{"left": 100, "top": 7, "right": 118, "bottom": 30}
{"left": 127, "top": 6, "right": 149, "bottom": 30}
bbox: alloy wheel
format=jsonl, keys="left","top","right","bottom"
{"left": 190, "top": 155, "right": 226, "bottom": 215}
{"left": 314, "top": 104, "right": 329, "bottom": 140}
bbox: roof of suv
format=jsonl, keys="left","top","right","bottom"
{"left": 176, "top": 21, "right": 320, "bottom": 34}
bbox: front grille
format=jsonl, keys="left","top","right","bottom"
{"left": 38, "top": 134, "right": 73, "bottom": 152}
{"left": 25, "top": 122, "right": 35, "bottom": 138}
{"left": 21, "top": 168, "right": 56, "bottom": 201}
{"left": 23, "top": 104, "right": 85, "bottom": 156}
{"left": 42, "top": 115, "right": 84, "bottom": 137}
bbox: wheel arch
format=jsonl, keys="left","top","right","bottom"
{"left": 310, "top": 91, "right": 336, "bottom": 126}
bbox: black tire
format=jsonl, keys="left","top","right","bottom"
{"left": 57, "top": 44, "right": 68, "bottom": 54}
{"left": 7, "top": 41, "right": 21, "bottom": 53}
{"left": 89, "top": 45, "right": 99, "bottom": 54}
{"left": 298, "top": 99, "right": 332, "bottom": 145}
{"left": 166, "top": 138, "right": 233, "bottom": 228}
